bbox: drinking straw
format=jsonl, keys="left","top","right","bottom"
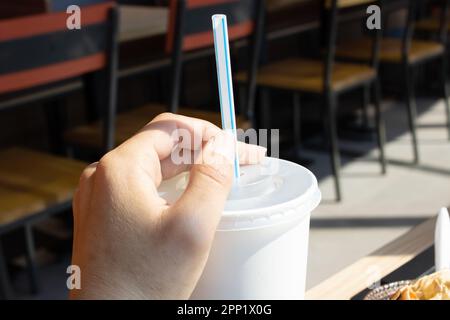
{"left": 212, "top": 14, "right": 240, "bottom": 182}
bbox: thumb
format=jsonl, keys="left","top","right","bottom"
{"left": 166, "top": 131, "right": 235, "bottom": 246}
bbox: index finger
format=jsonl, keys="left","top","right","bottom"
{"left": 112, "top": 112, "right": 266, "bottom": 184}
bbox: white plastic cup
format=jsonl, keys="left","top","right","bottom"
{"left": 158, "top": 157, "right": 321, "bottom": 299}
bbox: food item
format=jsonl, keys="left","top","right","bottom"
{"left": 391, "top": 269, "right": 450, "bottom": 300}
{"left": 158, "top": 157, "right": 321, "bottom": 299}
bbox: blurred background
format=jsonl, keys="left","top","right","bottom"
{"left": 0, "top": 0, "right": 449, "bottom": 299}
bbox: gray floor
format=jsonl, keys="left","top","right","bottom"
{"left": 306, "top": 97, "right": 450, "bottom": 289}
{"left": 9, "top": 96, "right": 450, "bottom": 299}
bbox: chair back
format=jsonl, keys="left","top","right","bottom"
{"left": 0, "top": 2, "right": 119, "bottom": 151}
{"left": 397, "top": 0, "right": 448, "bottom": 61}
{"left": 165, "top": 0, "right": 265, "bottom": 125}
{"left": 322, "top": 0, "right": 382, "bottom": 90}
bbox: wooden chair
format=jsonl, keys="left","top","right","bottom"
{"left": 236, "top": 0, "right": 386, "bottom": 201}
{"left": 416, "top": 0, "right": 450, "bottom": 140}
{"left": 0, "top": 0, "right": 114, "bottom": 19}
{"left": 64, "top": 0, "right": 265, "bottom": 150}
{"left": 336, "top": 0, "right": 450, "bottom": 163}
{"left": 0, "top": 2, "right": 118, "bottom": 298}
{"left": 416, "top": 0, "right": 450, "bottom": 35}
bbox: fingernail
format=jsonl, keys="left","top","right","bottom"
{"left": 256, "top": 145, "right": 267, "bottom": 158}
{"left": 212, "top": 131, "right": 235, "bottom": 164}
{"left": 199, "top": 133, "right": 234, "bottom": 178}
{"left": 249, "top": 144, "right": 267, "bottom": 163}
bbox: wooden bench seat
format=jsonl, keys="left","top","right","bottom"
{"left": 325, "top": 0, "right": 376, "bottom": 9}
{"left": 416, "top": 17, "right": 450, "bottom": 33}
{"left": 64, "top": 104, "right": 252, "bottom": 149}
{"left": 0, "top": 148, "right": 86, "bottom": 228}
{"left": 336, "top": 38, "right": 445, "bottom": 64}
{"left": 235, "top": 58, "right": 376, "bottom": 93}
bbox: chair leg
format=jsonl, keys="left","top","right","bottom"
{"left": 260, "top": 88, "right": 271, "bottom": 130}
{"left": 373, "top": 79, "right": 387, "bottom": 174}
{"left": 293, "top": 92, "right": 301, "bottom": 147}
{"left": 441, "top": 56, "right": 450, "bottom": 141}
{"left": 362, "top": 84, "right": 370, "bottom": 128}
{"left": 239, "top": 84, "right": 248, "bottom": 124}
{"left": 404, "top": 64, "right": 420, "bottom": 164}
{"left": 0, "top": 240, "right": 13, "bottom": 299}
{"left": 260, "top": 88, "right": 271, "bottom": 155}
{"left": 325, "top": 91, "right": 342, "bottom": 202}
{"left": 24, "top": 224, "right": 39, "bottom": 294}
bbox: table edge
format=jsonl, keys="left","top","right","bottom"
{"left": 305, "top": 217, "right": 436, "bottom": 300}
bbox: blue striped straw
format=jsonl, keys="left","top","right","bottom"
{"left": 212, "top": 14, "right": 240, "bottom": 182}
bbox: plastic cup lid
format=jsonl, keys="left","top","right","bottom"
{"left": 158, "top": 157, "right": 321, "bottom": 230}
{"left": 220, "top": 158, "right": 321, "bottom": 230}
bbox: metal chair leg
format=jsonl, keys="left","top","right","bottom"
{"left": 441, "top": 56, "right": 450, "bottom": 141}
{"left": 362, "top": 84, "right": 370, "bottom": 128}
{"left": 325, "top": 91, "right": 342, "bottom": 201}
{"left": 0, "top": 240, "right": 13, "bottom": 299}
{"left": 239, "top": 84, "right": 248, "bottom": 124}
{"left": 373, "top": 79, "right": 387, "bottom": 174}
{"left": 24, "top": 224, "right": 39, "bottom": 294}
{"left": 404, "top": 64, "right": 420, "bottom": 164}
{"left": 293, "top": 92, "right": 301, "bottom": 147}
{"left": 259, "top": 88, "right": 272, "bottom": 155}
{"left": 260, "top": 88, "right": 271, "bottom": 130}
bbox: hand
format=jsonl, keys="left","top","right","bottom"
{"left": 70, "top": 113, "right": 266, "bottom": 299}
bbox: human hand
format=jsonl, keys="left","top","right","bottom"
{"left": 70, "top": 113, "right": 266, "bottom": 299}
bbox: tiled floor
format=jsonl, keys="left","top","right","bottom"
{"left": 8, "top": 97, "right": 450, "bottom": 299}
{"left": 306, "top": 97, "right": 450, "bottom": 288}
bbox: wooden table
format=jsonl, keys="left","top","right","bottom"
{"left": 306, "top": 217, "right": 437, "bottom": 300}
